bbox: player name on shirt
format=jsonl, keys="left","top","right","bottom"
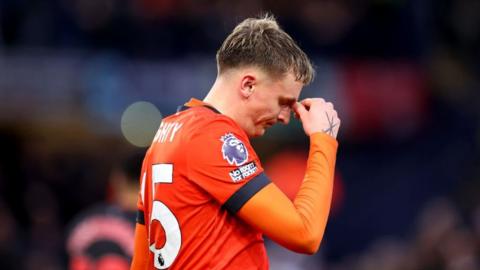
{"left": 153, "top": 121, "right": 183, "bottom": 143}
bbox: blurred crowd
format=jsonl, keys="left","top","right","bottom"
{"left": 2, "top": 0, "right": 478, "bottom": 60}
{"left": 1, "top": 0, "right": 480, "bottom": 269}
{"left": 330, "top": 197, "right": 480, "bottom": 270}
{"left": 265, "top": 196, "right": 480, "bottom": 270}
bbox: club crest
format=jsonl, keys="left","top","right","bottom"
{"left": 220, "top": 133, "right": 248, "bottom": 166}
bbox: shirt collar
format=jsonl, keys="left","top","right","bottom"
{"left": 179, "top": 98, "right": 221, "bottom": 114}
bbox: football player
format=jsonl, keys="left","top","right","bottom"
{"left": 131, "top": 14, "right": 340, "bottom": 270}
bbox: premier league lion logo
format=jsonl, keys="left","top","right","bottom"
{"left": 220, "top": 133, "right": 248, "bottom": 166}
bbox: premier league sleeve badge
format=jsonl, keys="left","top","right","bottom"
{"left": 220, "top": 133, "right": 258, "bottom": 182}
{"left": 220, "top": 133, "right": 249, "bottom": 166}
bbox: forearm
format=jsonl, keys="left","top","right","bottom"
{"left": 292, "top": 132, "right": 338, "bottom": 252}
{"left": 237, "top": 132, "right": 338, "bottom": 254}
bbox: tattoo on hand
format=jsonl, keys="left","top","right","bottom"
{"left": 323, "top": 112, "right": 338, "bottom": 136}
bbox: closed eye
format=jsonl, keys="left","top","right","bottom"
{"left": 279, "top": 96, "right": 296, "bottom": 108}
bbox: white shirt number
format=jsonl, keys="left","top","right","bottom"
{"left": 149, "top": 164, "right": 181, "bottom": 269}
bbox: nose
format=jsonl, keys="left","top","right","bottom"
{"left": 277, "top": 107, "right": 291, "bottom": 124}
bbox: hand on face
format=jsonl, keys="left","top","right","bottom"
{"left": 293, "top": 98, "right": 341, "bottom": 139}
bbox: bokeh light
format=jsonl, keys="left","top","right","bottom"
{"left": 121, "top": 101, "right": 162, "bottom": 147}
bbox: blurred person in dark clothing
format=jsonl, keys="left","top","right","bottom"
{"left": 0, "top": 201, "right": 21, "bottom": 270}
{"left": 66, "top": 152, "right": 143, "bottom": 270}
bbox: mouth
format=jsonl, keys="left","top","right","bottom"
{"left": 264, "top": 122, "right": 276, "bottom": 128}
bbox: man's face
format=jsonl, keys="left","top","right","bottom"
{"left": 244, "top": 72, "right": 303, "bottom": 137}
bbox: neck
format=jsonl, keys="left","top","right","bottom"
{"left": 203, "top": 77, "right": 242, "bottom": 121}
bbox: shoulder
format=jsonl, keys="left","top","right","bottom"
{"left": 179, "top": 107, "right": 247, "bottom": 140}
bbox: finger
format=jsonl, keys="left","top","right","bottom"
{"left": 329, "top": 109, "right": 338, "bottom": 118}
{"left": 293, "top": 110, "right": 300, "bottom": 119}
{"left": 293, "top": 102, "right": 308, "bottom": 119}
{"left": 326, "top": 102, "right": 334, "bottom": 110}
{"left": 300, "top": 98, "right": 313, "bottom": 109}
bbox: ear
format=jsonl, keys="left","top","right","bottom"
{"left": 240, "top": 75, "right": 256, "bottom": 98}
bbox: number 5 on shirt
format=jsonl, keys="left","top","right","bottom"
{"left": 147, "top": 164, "right": 181, "bottom": 269}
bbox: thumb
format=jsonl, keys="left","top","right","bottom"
{"left": 293, "top": 102, "right": 308, "bottom": 120}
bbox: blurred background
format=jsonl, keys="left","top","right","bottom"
{"left": 0, "top": 0, "right": 479, "bottom": 269}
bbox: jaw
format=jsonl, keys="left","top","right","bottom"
{"left": 253, "top": 124, "right": 269, "bottom": 137}
{"left": 243, "top": 123, "right": 265, "bottom": 138}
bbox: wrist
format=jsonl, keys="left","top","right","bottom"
{"left": 309, "top": 132, "right": 338, "bottom": 152}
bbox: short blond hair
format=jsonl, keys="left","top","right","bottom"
{"left": 216, "top": 14, "right": 315, "bottom": 85}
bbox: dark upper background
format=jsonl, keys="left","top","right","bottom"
{"left": 0, "top": 0, "right": 479, "bottom": 269}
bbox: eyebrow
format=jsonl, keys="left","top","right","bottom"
{"left": 279, "top": 96, "right": 297, "bottom": 106}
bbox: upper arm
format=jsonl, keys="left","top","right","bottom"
{"left": 187, "top": 118, "right": 268, "bottom": 207}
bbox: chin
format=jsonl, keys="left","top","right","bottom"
{"left": 246, "top": 124, "right": 268, "bottom": 138}
{"left": 253, "top": 128, "right": 266, "bottom": 137}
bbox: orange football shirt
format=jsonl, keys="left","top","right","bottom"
{"left": 136, "top": 98, "right": 270, "bottom": 269}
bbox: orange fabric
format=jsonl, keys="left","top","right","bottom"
{"left": 133, "top": 101, "right": 268, "bottom": 269}
{"left": 130, "top": 224, "right": 148, "bottom": 270}
{"left": 238, "top": 132, "right": 337, "bottom": 253}
{"left": 184, "top": 97, "right": 210, "bottom": 107}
